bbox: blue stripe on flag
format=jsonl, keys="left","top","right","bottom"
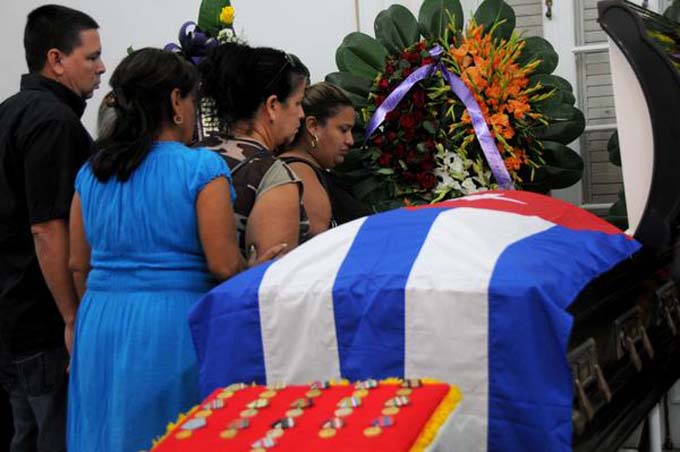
{"left": 332, "top": 207, "right": 446, "bottom": 380}
{"left": 189, "top": 261, "right": 274, "bottom": 397}
{"left": 487, "top": 226, "right": 640, "bottom": 452}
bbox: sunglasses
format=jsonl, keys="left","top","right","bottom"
{"left": 263, "top": 53, "right": 307, "bottom": 92}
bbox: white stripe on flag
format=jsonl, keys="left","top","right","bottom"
{"left": 258, "top": 218, "right": 367, "bottom": 384}
{"left": 404, "top": 208, "right": 554, "bottom": 450}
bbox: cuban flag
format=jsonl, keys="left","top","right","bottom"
{"left": 189, "top": 190, "right": 640, "bottom": 451}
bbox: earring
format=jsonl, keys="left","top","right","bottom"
{"left": 310, "top": 134, "right": 319, "bottom": 150}
{"left": 174, "top": 114, "right": 183, "bottom": 125}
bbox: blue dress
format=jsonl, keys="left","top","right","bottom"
{"left": 67, "top": 141, "right": 233, "bottom": 451}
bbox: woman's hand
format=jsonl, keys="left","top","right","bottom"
{"left": 247, "top": 243, "right": 288, "bottom": 268}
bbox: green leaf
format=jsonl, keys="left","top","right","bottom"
{"left": 198, "top": 0, "right": 231, "bottom": 37}
{"left": 336, "top": 33, "right": 389, "bottom": 80}
{"left": 375, "top": 5, "right": 421, "bottom": 54}
{"left": 354, "top": 176, "right": 384, "bottom": 199}
{"left": 325, "top": 71, "right": 372, "bottom": 98}
{"left": 534, "top": 91, "right": 576, "bottom": 115}
{"left": 529, "top": 141, "right": 584, "bottom": 190}
{"left": 376, "top": 167, "right": 395, "bottom": 175}
{"left": 418, "top": 0, "right": 464, "bottom": 40}
{"left": 474, "top": 0, "right": 516, "bottom": 41}
{"left": 518, "top": 37, "right": 558, "bottom": 74}
{"left": 664, "top": 2, "right": 680, "bottom": 24}
{"left": 533, "top": 104, "right": 586, "bottom": 144}
{"left": 607, "top": 131, "right": 621, "bottom": 166}
{"left": 529, "top": 73, "right": 573, "bottom": 93}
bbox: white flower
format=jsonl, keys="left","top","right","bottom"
{"left": 461, "top": 177, "right": 479, "bottom": 194}
{"left": 450, "top": 153, "right": 464, "bottom": 174}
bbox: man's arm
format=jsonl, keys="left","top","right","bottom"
{"left": 31, "top": 219, "right": 79, "bottom": 355}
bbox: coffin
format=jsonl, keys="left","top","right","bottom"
{"left": 568, "top": 2, "right": 680, "bottom": 450}
{"left": 186, "top": 3, "right": 680, "bottom": 450}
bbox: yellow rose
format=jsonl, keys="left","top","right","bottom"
{"left": 220, "top": 6, "right": 235, "bottom": 26}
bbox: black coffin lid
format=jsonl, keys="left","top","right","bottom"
{"left": 598, "top": 0, "right": 680, "bottom": 252}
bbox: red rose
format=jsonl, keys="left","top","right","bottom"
{"left": 403, "top": 128, "right": 415, "bottom": 141}
{"left": 415, "top": 42, "right": 426, "bottom": 52}
{"left": 413, "top": 111, "right": 424, "bottom": 124}
{"left": 394, "top": 144, "right": 406, "bottom": 157}
{"left": 412, "top": 89, "right": 426, "bottom": 108}
{"left": 374, "top": 95, "right": 386, "bottom": 106}
{"left": 386, "top": 110, "right": 399, "bottom": 122}
{"left": 378, "top": 78, "right": 389, "bottom": 91}
{"left": 417, "top": 172, "right": 436, "bottom": 190}
{"left": 403, "top": 172, "right": 416, "bottom": 183}
{"left": 421, "top": 155, "right": 435, "bottom": 171}
{"left": 402, "top": 67, "right": 413, "bottom": 78}
{"left": 385, "top": 63, "right": 395, "bottom": 76}
{"left": 377, "top": 153, "right": 393, "bottom": 167}
{"left": 422, "top": 57, "right": 434, "bottom": 65}
{"left": 399, "top": 113, "right": 416, "bottom": 129}
{"left": 372, "top": 135, "right": 384, "bottom": 147}
{"left": 406, "top": 52, "right": 421, "bottom": 65}
{"left": 406, "top": 150, "right": 419, "bottom": 164}
{"left": 425, "top": 139, "right": 436, "bottom": 150}
{"left": 387, "top": 131, "right": 398, "bottom": 142}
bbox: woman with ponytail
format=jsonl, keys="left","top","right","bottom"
{"left": 197, "top": 43, "right": 311, "bottom": 258}
{"left": 66, "top": 48, "right": 277, "bottom": 451}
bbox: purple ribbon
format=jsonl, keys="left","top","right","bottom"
{"left": 365, "top": 45, "right": 514, "bottom": 190}
{"left": 164, "top": 21, "right": 218, "bottom": 66}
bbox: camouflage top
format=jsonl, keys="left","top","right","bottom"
{"left": 196, "top": 135, "right": 310, "bottom": 256}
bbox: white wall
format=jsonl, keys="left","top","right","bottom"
{"left": 0, "top": 0, "right": 362, "bottom": 135}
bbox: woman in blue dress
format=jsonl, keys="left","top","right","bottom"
{"left": 66, "top": 48, "right": 267, "bottom": 451}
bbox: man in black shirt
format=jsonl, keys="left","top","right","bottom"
{"left": 0, "top": 5, "right": 105, "bottom": 452}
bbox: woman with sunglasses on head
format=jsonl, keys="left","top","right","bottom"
{"left": 279, "top": 82, "right": 371, "bottom": 235}
{"left": 197, "top": 43, "right": 310, "bottom": 257}
{"left": 66, "top": 48, "right": 277, "bottom": 451}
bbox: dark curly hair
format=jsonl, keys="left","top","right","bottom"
{"left": 199, "top": 42, "right": 309, "bottom": 126}
{"left": 90, "top": 48, "right": 198, "bottom": 182}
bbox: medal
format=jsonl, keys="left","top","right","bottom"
{"left": 382, "top": 406, "right": 400, "bottom": 416}
{"left": 286, "top": 408, "right": 304, "bottom": 418}
{"left": 385, "top": 396, "right": 410, "bottom": 407}
{"left": 290, "top": 397, "right": 314, "bottom": 409}
{"left": 355, "top": 379, "right": 378, "bottom": 390}
{"left": 337, "top": 396, "right": 361, "bottom": 408}
{"left": 271, "top": 417, "right": 296, "bottom": 430}
{"left": 319, "top": 428, "right": 336, "bottom": 439}
{"left": 402, "top": 378, "right": 422, "bottom": 388}
{"left": 247, "top": 398, "right": 269, "bottom": 409}
{"left": 363, "top": 426, "right": 382, "bottom": 437}
{"left": 241, "top": 408, "right": 259, "bottom": 418}
{"left": 219, "top": 428, "right": 238, "bottom": 439}
{"left": 371, "top": 416, "right": 394, "bottom": 428}
{"left": 334, "top": 407, "right": 353, "bottom": 417}
{"left": 266, "top": 428, "right": 284, "bottom": 439}
{"left": 259, "top": 390, "right": 277, "bottom": 399}
{"left": 353, "top": 389, "right": 369, "bottom": 398}
{"left": 182, "top": 418, "right": 207, "bottom": 430}
{"left": 322, "top": 417, "right": 345, "bottom": 429}
{"left": 194, "top": 409, "right": 212, "bottom": 418}
{"left": 228, "top": 418, "right": 250, "bottom": 430}
{"left": 175, "top": 430, "right": 192, "bottom": 439}
{"left": 306, "top": 389, "right": 322, "bottom": 398}
{"left": 204, "top": 399, "right": 225, "bottom": 410}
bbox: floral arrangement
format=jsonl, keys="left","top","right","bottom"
{"left": 327, "top": 0, "right": 586, "bottom": 210}
{"left": 164, "top": 0, "right": 244, "bottom": 138}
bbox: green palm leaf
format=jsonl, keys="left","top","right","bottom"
{"left": 336, "top": 33, "right": 389, "bottom": 80}
{"left": 418, "top": 0, "right": 464, "bottom": 40}
{"left": 375, "top": 5, "right": 421, "bottom": 54}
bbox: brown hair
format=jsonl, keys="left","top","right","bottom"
{"left": 301, "top": 82, "right": 354, "bottom": 125}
